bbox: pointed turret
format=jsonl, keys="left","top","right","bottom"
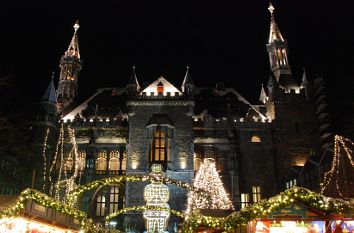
{"left": 266, "top": 3, "right": 298, "bottom": 91}
{"left": 57, "top": 20, "right": 83, "bottom": 109}
{"left": 39, "top": 73, "right": 59, "bottom": 119}
{"left": 301, "top": 68, "right": 309, "bottom": 88}
{"left": 259, "top": 84, "right": 268, "bottom": 104}
{"left": 181, "top": 66, "right": 195, "bottom": 96}
{"left": 267, "top": 73, "right": 278, "bottom": 101}
{"left": 42, "top": 72, "right": 58, "bottom": 104}
{"left": 126, "top": 66, "right": 140, "bottom": 95}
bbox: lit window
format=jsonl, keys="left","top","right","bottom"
{"left": 77, "top": 151, "right": 86, "bottom": 170}
{"left": 96, "top": 151, "right": 107, "bottom": 174}
{"left": 121, "top": 152, "right": 126, "bottom": 171}
{"left": 252, "top": 186, "right": 261, "bottom": 203}
{"left": 96, "top": 195, "right": 106, "bottom": 216}
{"left": 109, "top": 150, "right": 120, "bottom": 174}
{"left": 64, "top": 155, "right": 73, "bottom": 171}
{"left": 241, "top": 193, "right": 250, "bottom": 209}
{"left": 194, "top": 157, "right": 201, "bottom": 172}
{"left": 149, "top": 127, "right": 171, "bottom": 165}
{"left": 109, "top": 186, "right": 119, "bottom": 214}
{"left": 251, "top": 136, "right": 261, "bottom": 143}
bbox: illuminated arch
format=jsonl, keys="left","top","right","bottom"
{"left": 66, "top": 175, "right": 204, "bottom": 206}
{"left": 251, "top": 135, "right": 261, "bottom": 143}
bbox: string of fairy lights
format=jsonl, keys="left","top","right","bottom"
{"left": 320, "top": 135, "right": 354, "bottom": 197}
{"left": 41, "top": 128, "right": 50, "bottom": 191}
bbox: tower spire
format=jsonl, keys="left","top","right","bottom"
{"left": 268, "top": 3, "right": 284, "bottom": 43}
{"left": 126, "top": 66, "right": 140, "bottom": 94}
{"left": 301, "top": 68, "right": 309, "bottom": 87}
{"left": 181, "top": 66, "right": 195, "bottom": 95}
{"left": 57, "top": 20, "right": 83, "bottom": 109}
{"left": 266, "top": 3, "right": 298, "bottom": 91}
{"left": 66, "top": 20, "right": 80, "bottom": 59}
{"left": 259, "top": 84, "right": 268, "bottom": 104}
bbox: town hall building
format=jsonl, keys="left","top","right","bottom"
{"left": 32, "top": 4, "right": 326, "bottom": 231}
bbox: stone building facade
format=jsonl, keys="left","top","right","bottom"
{"left": 32, "top": 4, "right": 324, "bottom": 231}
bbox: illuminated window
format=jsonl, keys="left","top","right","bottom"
{"left": 109, "top": 186, "right": 119, "bottom": 214}
{"left": 241, "top": 193, "right": 250, "bottom": 209}
{"left": 194, "top": 157, "right": 201, "bottom": 172}
{"left": 64, "top": 155, "right": 73, "bottom": 171}
{"left": 96, "top": 195, "right": 106, "bottom": 216}
{"left": 251, "top": 136, "right": 261, "bottom": 143}
{"left": 109, "top": 150, "right": 120, "bottom": 174}
{"left": 252, "top": 186, "right": 261, "bottom": 203}
{"left": 149, "top": 127, "right": 171, "bottom": 165}
{"left": 96, "top": 151, "right": 107, "bottom": 174}
{"left": 77, "top": 151, "right": 86, "bottom": 170}
{"left": 121, "top": 152, "right": 126, "bottom": 171}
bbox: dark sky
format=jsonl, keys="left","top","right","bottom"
{"left": 1, "top": 0, "right": 354, "bottom": 129}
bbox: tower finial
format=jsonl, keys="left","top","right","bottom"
{"left": 51, "top": 71, "right": 55, "bottom": 80}
{"left": 268, "top": 2, "right": 275, "bottom": 14}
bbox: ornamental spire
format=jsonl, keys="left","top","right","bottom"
{"left": 268, "top": 3, "right": 284, "bottom": 43}
{"left": 66, "top": 20, "right": 80, "bottom": 59}
{"left": 181, "top": 66, "right": 195, "bottom": 93}
{"left": 128, "top": 66, "right": 140, "bottom": 90}
{"left": 301, "top": 68, "right": 309, "bottom": 87}
{"left": 259, "top": 84, "right": 268, "bottom": 104}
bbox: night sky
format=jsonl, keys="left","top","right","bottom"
{"left": 1, "top": 0, "right": 353, "bottom": 132}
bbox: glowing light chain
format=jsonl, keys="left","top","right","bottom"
{"left": 41, "top": 128, "right": 50, "bottom": 190}
{"left": 186, "top": 158, "right": 234, "bottom": 214}
{"left": 105, "top": 205, "right": 183, "bottom": 224}
{"left": 0, "top": 188, "right": 97, "bottom": 232}
{"left": 65, "top": 174, "right": 208, "bottom": 206}
{"left": 320, "top": 135, "right": 354, "bottom": 197}
{"left": 182, "top": 187, "right": 354, "bottom": 233}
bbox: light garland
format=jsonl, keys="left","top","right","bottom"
{"left": 41, "top": 128, "right": 50, "bottom": 190}
{"left": 65, "top": 174, "right": 207, "bottom": 206}
{"left": 182, "top": 187, "right": 354, "bottom": 233}
{"left": 320, "top": 135, "right": 354, "bottom": 197}
{"left": 186, "top": 158, "right": 234, "bottom": 213}
{"left": 0, "top": 188, "right": 97, "bottom": 232}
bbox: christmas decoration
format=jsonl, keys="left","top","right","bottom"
{"left": 320, "top": 135, "right": 354, "bottom": 198}
{"left": 186, "top": 158, "right": 234, "bottom": 213}
{"left": 143, "top": 164, "right": 170, "bottom": 233}
{"left": 182, "top": 187, "right": 354, "bottom": 233}
{"left": 0, "top": 188, "right": 97, "bottom": 232}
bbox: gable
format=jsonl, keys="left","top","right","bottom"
{"left": 140, "top": 76, "right": 182, "bottom": 96}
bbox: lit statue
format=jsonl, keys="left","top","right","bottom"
{"left": 143, "top": 164, "right": 170, "bottom": 233}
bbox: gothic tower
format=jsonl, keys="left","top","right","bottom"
{"left": 264, "top": 4, "right": 319, "bottom": 187}
{"left": 57, "top": 20, "right": 83, "bottom": 110}
{"left": 266, "top": 3, "right": 298, "bottom": 92}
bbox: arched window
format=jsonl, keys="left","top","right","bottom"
{"left": 251, "top": 135, "right": 261, "bottom": 143}
{"left": 121, "top": 152, "right": 126, "bottom": 172}
{"left": 96, "top": 151, "right": 107, "bottom": 174}
{"left": 77, "top": 151, "right": 86, "bottom": 171}
{"left": 149, "top": 127, "right": 171, "bottom": 165}
{"left": 96, "top": 195, "right": 106, "bottom": 216}
{"left": 109, "top": 186, "right": 119, "bottom": 214}
{"left": 64, "top": 155, "right": 73, "bottom": 171}
{"left": 194, "top": 157, "right": 201, "bottom": 172}
{"left": 109, "top": 151, "right": 120, "bottom": 174}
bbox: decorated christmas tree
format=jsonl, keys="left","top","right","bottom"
{"left": 186, "top": 158, "right": 234, "bottom": 213}
{"left": 320, "top": 135, "right": 354, "bottom": 198}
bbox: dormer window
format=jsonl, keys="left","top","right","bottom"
{"left": 157, "top": 81, "right": 164, "bottom": 94}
